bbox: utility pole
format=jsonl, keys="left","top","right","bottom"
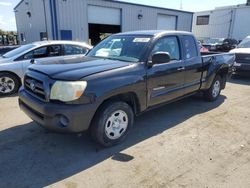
{"left": 180, "top": 0, "right": 183, "bottom": 10}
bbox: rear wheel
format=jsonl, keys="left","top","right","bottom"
{"left": 90, "top": 101, "right": 134, "bottom": 147}
{"left": 204, "top": 75, "right": 222, "bottom": 102}
{"left": 0, "top": 73, "right": 20, "bottom": 96}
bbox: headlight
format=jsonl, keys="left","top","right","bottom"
{"left": 50, "top": 81, "right": 87, "bottom": 102}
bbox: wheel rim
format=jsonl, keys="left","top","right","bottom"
{"left": 0, "top": 76, "right": 15, "bottom": 94}
{"left": 212, "top": 80, "right": 220, "bottom": 98}
{"left": 105, "top": 110, "right": 129, "bottom": 140}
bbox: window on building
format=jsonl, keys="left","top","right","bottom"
{"left": 40, "top": 32, "right": 48, "bottom": 41}
{"left": 20, "top": 33, "right": 25, "bottom": 42}
{"left": 196, "top": 15, "right": 209, "bottom": 25}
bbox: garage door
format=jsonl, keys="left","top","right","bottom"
{"left": 157, "top": 14, "right": 177, "bottom": 30}
{"left": 88, "top": 5, "right": 121, "bottom": 25}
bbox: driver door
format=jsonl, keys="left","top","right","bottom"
{"left": 147, "top": 36, "right": 185, "bottom": 107}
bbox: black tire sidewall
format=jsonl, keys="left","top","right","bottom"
{"left": 0, "top": 73, "right": 20, "bottom": 96}
{"left": 205, "top": 75, "right": 222, "bottom": 101}
{"left": 91, "top": 101, "right": 134, "bottom": 147}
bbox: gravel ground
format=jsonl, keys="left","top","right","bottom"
{"left": 0, "top": 77, "right": 250, "bottom": 188}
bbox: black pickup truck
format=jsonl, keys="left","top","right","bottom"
{"left": 19, "top": 31, "right": 235, "bottom": 147}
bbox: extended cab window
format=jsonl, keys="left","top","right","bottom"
{"left": 183, "top": 36, "right": 198, "bottom": 59}
{"left": 64, "top": 45, "right": 87, "bottom": 55}
{"left": 152, "top": 36, "right": 180, "bottom": 60}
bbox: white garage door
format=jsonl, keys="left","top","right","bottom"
{"left": 88, "top": 5, "right": 121, "bottom": 25}
{"left": 157, "top": 14, "right": 177, "bottom": 30}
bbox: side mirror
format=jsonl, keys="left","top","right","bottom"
{"left": 151, "top": 52, "right": 171, "bottom": 65}
{"left": 30, "top": 59, "right": 37, "bottom": 64}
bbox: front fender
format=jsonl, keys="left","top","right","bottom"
{"left": 83, "top": 63, "right": 147, "bottom": 112}
{"left": 0, "top": 61, "right": 24, "bottom": 80}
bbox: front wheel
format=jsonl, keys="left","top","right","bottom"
{"left": 90, "top": 101, "right": 134, "bottom": 147}
{"left": 0, "top": 73, "right": 20, "bottom": 96}
{"left": 204, "top": 75, "right": 222, "bottom": 102}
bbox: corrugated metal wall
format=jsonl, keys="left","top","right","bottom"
{"left": 192, "top": 8, "right": 233, "bottom": 40}
{"left": 56, "top": 0, "right": 193, "bottom": 42}
{"left": 232, "top": 6, "right": 250, "bottom": 39}
{"left": 192, "top": 5, "right": 250, "bottom": 40}
{"left": 15, "top": 0, "right": 53, "bottom": 44}
{"left": 15, "top": 0, "right": 193, "bottom": 44}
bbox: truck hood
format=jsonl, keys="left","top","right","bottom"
{"left": 28, "top": 56, "right": 132, "bottom": 80}
{"left": 230, "top": 48, "right": 250, "bottom": 54}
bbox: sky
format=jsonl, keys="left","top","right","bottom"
{"left": 0, "top": 0, "right": 247, "bottom": 31}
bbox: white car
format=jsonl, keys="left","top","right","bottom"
{"left": 230, "top": 36, "right": 250, "bottom": 75}
{"left": 0, "top": 40, "right": 92, "bottom": 96}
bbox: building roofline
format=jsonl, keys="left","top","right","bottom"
{"left": 14, "top": 0, "right": 24, "bottom": 10}
{"left": 14, "top": 0, "right": 194, "bottom": 14}
{"left": 194, "top": 3, "right": 249, "bottom": 13}
{"left": 104, "top": 0, "right": 193, "bottom": 14}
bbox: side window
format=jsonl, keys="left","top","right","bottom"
{"left": 64, "top": 45, "right": 87, "bottom": 55}
{"left": 48, "top": 45, "right": 61, "bottom": 57}
{"left": 183, "top": 36, "right": 198, "bottom": 59}
{"left": 152, "top": 36, "right": 180, "bottom": 60}
{"left": 23, "top": 46, "right": 48, "bottom": 60}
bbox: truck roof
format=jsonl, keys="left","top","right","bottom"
{"left": 114, "top": 30, "right": 193, "bottom": 37}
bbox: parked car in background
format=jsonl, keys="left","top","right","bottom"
{"left": 0, "top": 41, "right": 92, "bottom": 96}
{"left": 218, "top": 38, "right": 238, "bottom": 52}
{"left": 19, "top": 30, "right": 234, "bottom": 147}
{"left": 202, "top": 38, "right": 238, "bottom": 52}
{"left": 0, "top": 46, "right": 19, "bottom": 56}
{"left": 230, "top": 36, "right": 250, "bottom": 75}
{"left": 202, "top": 38, "right": 225, "bottom": 51}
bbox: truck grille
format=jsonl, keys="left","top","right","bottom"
{"left": 24, "top": 75, "right": 47, "bottom": 101}
{"left": 235, "top": 53, "right": 250, "bottom": 64}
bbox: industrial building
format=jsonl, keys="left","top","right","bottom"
{"left": 14, "top": 0, "right": 193, "bottom": 45}
{"left": 192, "top": 0, "right": 250, "bottom": 41}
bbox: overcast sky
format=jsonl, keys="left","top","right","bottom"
{"left": 0, "top": 0, "right": 247, "bottom": 31}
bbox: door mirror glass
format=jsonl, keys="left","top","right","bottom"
{"left": 152, "top": 52, "right": 171, "bottom": 65}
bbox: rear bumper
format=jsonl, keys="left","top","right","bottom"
{"left": 19, "top": 88, "right": 98, "bottom": 133}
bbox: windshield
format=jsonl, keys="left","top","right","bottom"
{"left": 87, "top": 35, "right": 152, "bottom": 62}
{"left": 204, "top": 38, "right": 224, "bottom": 44}
{"left": 2, "top": 44, "right": 35, "bottom": 58}
{"left": 238, "top": 37, "right": 250, "bottom": 48}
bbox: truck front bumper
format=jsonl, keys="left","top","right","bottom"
{"left": 19, "top": 88, "right": 98, "bottom": 133}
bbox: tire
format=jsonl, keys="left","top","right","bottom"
{"left": 0, "top": 72, "right": 20, "bottom": 96}
{"left": 90, "top": 101, "right": 134, "bottom": 147}
{"left": 204, "top": 75, "right": 222, "bottom": 102}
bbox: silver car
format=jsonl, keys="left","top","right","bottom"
{"left": 0, "top": 40, "right": 92, "bottom": 96}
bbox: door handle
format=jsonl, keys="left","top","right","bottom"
{"left": 177, "top": 67, "right": 185, "bottom": 71}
